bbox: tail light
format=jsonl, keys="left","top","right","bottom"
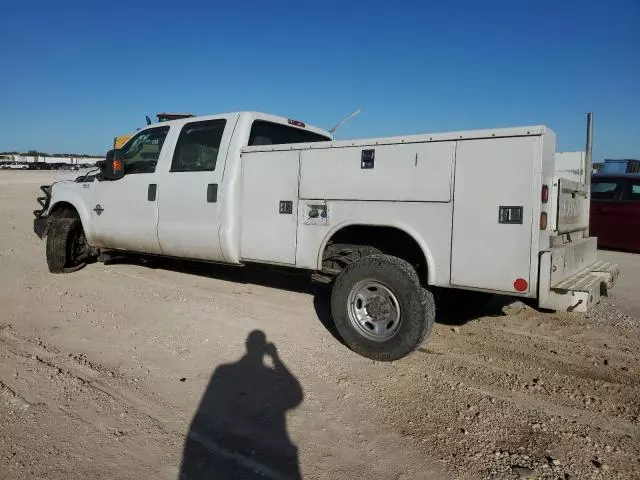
{"left": 514, "top": 278, "right": 528, "bottom": 292}
{"left": 541, "top": 184, "right": 549, "bottom": 203}
{"left": 540, "top": 212, "right": 548, "bottom": 230}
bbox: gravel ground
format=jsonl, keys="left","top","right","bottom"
{"left": 0, "top": 171, "right": 639, "bottom": 479}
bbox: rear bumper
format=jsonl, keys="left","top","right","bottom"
{"left": 553, "top": 260, "right": 619, "bottom": 291}
{"left": 538, "top": 238, "right": 619, "bottom": 312}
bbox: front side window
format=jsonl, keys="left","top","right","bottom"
{"left": 248, "top": 120, "right": 330, "bottom": 146}
{"left": 119, "top": 126, "right": 170, "bottom": 174}
{"left": 171, "top": 119, "right": 226, "bottom": 172}
{"left": 622, "top": 181, "right": 640, "bottom": 202}
{"left": 591, "top": 180, "right": 621, "bottom": 201}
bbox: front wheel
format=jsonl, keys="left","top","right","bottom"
{"left": 46, "top": 217, "right": 91, "bottom": 273}
{"left": 330, "top": 254, "right": 435, "bottom": 361}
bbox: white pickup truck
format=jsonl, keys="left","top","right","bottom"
{"left": 33, "top": 111, "right": 618, "bottom": 360}
{"left": 1, "top": 162, "right": 29, "bottom": 169}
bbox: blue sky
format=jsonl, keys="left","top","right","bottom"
{"left": 0, "top": 0, "right": 638, "bottom": 161}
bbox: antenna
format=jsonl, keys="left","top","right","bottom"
{"left": 328, "top": 108, "right": 362, "bottom": 135}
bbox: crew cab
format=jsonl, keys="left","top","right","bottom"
{"left": 33, "top": 111, "right": 619, "bottom": 360}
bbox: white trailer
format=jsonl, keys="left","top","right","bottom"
{"left": 33, "top": 112, "right": 618, "bottom": 360}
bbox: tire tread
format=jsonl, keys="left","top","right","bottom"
{"left": 330, "top": 254, "right": 434, "bottom": 361}
{"left": 46, "top": 217, "right": 84, "bottom": 274}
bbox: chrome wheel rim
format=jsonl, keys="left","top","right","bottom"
{"left": 347, "top": 280, "right": 401, "bottom": 342}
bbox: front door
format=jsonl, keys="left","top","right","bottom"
{"left": 156, "top": 117, "right": 233, "bottom": 261}
{"left": 90, "top": 126, "right": 171, "bottom": 254}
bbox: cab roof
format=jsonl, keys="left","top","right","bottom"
{"left": 149, "top": 111, "right": 334, "bottom": 140}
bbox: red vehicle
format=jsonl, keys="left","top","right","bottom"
{"left": 590, "top": 173, "right": 640, "bottom": 251}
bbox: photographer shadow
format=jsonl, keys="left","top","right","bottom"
{"left": 180, "top": 330, "right": 304, "bottom": 480}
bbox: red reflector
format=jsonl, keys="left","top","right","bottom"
{"left": 540, "top": 212, "right": 548, "bottom": 230}
{"left": 514, "top": 278, "right": 528, "bottom": 292}
{"left": 288, "top": 119, "right": 306, "bottom": 128}
{"left": 541, "top": 184, "right": 549, "bottom": 203}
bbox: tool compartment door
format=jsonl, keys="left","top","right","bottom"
{"left": 240, "top": 150, "right": 299, "bottom": 265}
{"left": 451, "top": 136, "right": 537, "bottom": 293}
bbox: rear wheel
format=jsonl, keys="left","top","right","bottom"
{"left": 46, "top": 217, "right": 90, "bottom": 273}
{"left": 330, "top": 254, "right": 434, "bottom": 361}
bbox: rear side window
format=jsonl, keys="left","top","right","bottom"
{"left": 248, "top": 120, "right": 330, "bottom": 146}
{"left": 171, "top": 119, "right": 226, "bottom": 172}
{"left": 119, "top": 126, "right": 170, "bottom": 174}
{"left": 622, "top": 181, "right": 640, "bottom": 202}
{"left": 591, "top": 180, "right": 621, "bottom": 200}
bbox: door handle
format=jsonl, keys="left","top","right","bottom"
{"left": 148, "top": 184, "right": 157, "bottom": 201}
{"left": 207, "top": 184, "right": 218, "bottom": 203}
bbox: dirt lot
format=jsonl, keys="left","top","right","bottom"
{"left": 1, "top": 171, "right": 639, "bottom": 480}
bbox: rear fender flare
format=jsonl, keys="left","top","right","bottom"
{"left": 316, "top": 221, "right": 437, "bottom": 285}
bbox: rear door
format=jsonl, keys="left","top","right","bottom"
{"left": 451, "top": 136, "right": 537, "bottom": 293}
{"left": 589, "top": 177, "right": 624, "bottom": 248}
{"left": 156, "top": 117, "right": 234, "bottom": 261}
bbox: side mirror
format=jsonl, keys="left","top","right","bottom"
{"left": 101, "top": 149, "right": 124, "bottom": 180}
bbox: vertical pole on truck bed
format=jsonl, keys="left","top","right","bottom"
{"left": 585, "top": 112, "right": 593, "bottom": 236}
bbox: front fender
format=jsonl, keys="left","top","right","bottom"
{"left": 47, "top": 183, "right": 95, "bottom": 241}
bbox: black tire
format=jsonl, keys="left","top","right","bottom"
{"left": 46, "top": 217, "right": 88, "bottom": 274}
{"left": 330, "top": 254, "right": 435, "bottom": 361}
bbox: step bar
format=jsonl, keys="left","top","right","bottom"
{"left": 539, "top": 250, "right": 619, "bottom": 312}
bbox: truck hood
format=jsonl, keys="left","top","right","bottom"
{"left": 53, "top": 168, "right": 98, "bottom": 182}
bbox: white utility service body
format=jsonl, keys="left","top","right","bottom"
{"left": 34, "top": 111, "right": 618, "bottom": 360}
{"left": 243, "top": 123, "right": 616, "bottom": 310}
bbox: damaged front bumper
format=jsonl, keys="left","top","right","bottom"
{"left": 34, "top": 216, "right": 49, "bottom": 239}
{"left": 33, "top": 185, "right": 51, "bottom": 239}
